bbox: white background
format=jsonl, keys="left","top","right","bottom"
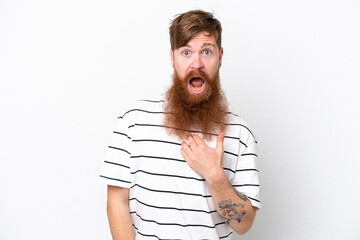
{"left": 1, "top": 0, "right": 359, "bottom": 239}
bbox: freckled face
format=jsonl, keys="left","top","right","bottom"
{"left": 171, "top": 32, "right": 223, "bottom": 95}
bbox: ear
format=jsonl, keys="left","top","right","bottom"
{"left": 170, "top": 49, "right": 174, "bottom": 68}
{"left": 219, "top": 47, "right": 224, "bottom": 67}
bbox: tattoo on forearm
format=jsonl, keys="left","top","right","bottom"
{"left": 218, "top": 199, "right": 247, "bottom": 224}
{"left": 217, "top": 190, "right": 249, "bottom": 224}
{"left": 234, "top": 189, "right": 248, "bottom": 202}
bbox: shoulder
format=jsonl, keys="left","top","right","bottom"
{"left": 117, "top": 98, "right": 165, "bottom": 120}
{"left": 226, "top": 112, "right": 257, "bottom": 145}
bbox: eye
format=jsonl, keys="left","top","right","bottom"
{"left": 183, "top": 50, "right": 190, "bottom": 56}
{"left": 204, "top": 50, "right": 211, "bottom": 55}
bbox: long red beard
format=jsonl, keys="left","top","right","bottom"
{"left": 163, "top": 69, "right": 228, "bottom": 140}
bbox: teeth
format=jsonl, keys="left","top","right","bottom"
{"left": 191, "top": 85, "right": 203, "bottom": 91}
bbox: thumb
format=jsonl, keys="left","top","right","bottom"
{"left": 216, "top": 132, "right": 225, "bottom": 152}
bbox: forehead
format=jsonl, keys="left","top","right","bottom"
{"left": 180, "top": 32, "right": 217, "bottom": 49}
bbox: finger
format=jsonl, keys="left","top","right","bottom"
{"left": 181, "top": 148, "right": 197, "bottom": 170}
{"left": 181, "top": 141, "right": 191, "bottom": 152}
{"left": 181, "top": 142, "right": 197, "bottom": 164}
{"left": 180, "top": 147, "right": 190, "bottom": 162}
{"left": 187, "top": 135, "right": 198, "bottom": 148}
{"left": 216, "top": 132, "right": 225, "bottom": 152}
{"left": 192, "top": 134, "right": 205, "bottom": 146}
{"left": 181, "top": 141, "right": 195, "bottom": 159}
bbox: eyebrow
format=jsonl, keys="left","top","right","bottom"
{"left": 201, "top": 43, "right": 216, "bottom": 48}
{"left": 180, "top": 43, "right": 216, "bottom": 49}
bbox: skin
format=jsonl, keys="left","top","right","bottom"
{"left": 170, "top": 32, "right": 224, "bottom": 91}
{"left": 107, "top": 185, "right": 134, "bottom": 239}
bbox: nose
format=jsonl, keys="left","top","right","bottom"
{"left": 190, "top": 54, "right": 204, "bottom": 70}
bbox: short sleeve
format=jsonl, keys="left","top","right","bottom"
{"left": 99, "top": 108, "right": 135, "bottom": 188}
{"left": 232, "top": 125, "right": 261, "bottom": 209}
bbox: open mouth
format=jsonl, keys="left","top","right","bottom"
{"left": 188, "top": 77, "right": 206, "bottom": 94}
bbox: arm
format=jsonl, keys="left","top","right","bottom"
{"left": 181, "top": 133, "right": 257, "bottom": 235}
{"left": 206, "top": 170, "right": 257, "bottom": 234}
{"left": 107, "top": 185, "right": 135, "bottom": 240}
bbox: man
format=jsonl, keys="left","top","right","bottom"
{"left": 100, "top": 9, "right": 260, "bottom": 239}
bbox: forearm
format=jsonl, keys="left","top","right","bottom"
{"left": 207, "top": 171, "right": 257, "bottom": 235}
{"left": 107, "top": 186, "right": 135, "bottom": 240}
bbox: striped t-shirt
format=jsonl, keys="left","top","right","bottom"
{"left": 99, "top": 99, "right": 260, "bottom": 239}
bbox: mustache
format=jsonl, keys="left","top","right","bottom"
{"left": 184, "top": 69, "right": 210, "bottom": 82}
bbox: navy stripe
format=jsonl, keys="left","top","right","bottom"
{"left": 131, "top": 211, "right": 225, "bottom": 228}
{"left": 248, "top": 196, "right": 261, "bottom": 203}
{"left": 134, "top": 228, "right": 161, "bottom": 240}
{"left": 134, "top": 224, "right": 232, "bottom": 240}
{"left": 241, "top": 153, "right": 258, "bottom": 157}
{"left": 223, "top": 167, "right": 235, "bottom": 173}
{"left": 119, "top": 109, "right": 164, "bottom": 119}
{"left": 135, "top": 123, "right": 164, "bottom": 128}
{"left": 130, "top": 157, "right": 245, "bottom": 175}
{"left": 134, "top": 114, "right": 249, "bottom": 140}
{"left": 99, "top": 175, "right": 131, "bottom": 184}
{"left": 133, "top": 139, "right": 181, "bottom": 146}
{"left": 113, "top": 131, "right": 131, "bottom": 139}
{"left": 129, "top": 197, "right": 216, "bottom": 213}
{"left": 131, "top": 155, "right": 185, "bottom": 163}
{"left": 130, "top": 165, "right": 235, "bottom": 176}
{"left": 135, "top": 123, "right": 214, "bottom": 136}
{"left": 236, "top": 168, "right": 259, "bottom": 172}
{"left": 219, "top": 231, "right": 233, "bottom": 239}
{"left": 224, "top": 135, "right": 240, "bottom": 141}
{"left": 108, "top": 146, "right": 130, "bottom": 155}
{"left": 139, "top": 99, "right": 164, "bottom": 103}
{"left": 226, "top": 123, "right": 255, "bottom": 138}
{"left": 131, "top": 155, "right": 244, "bottom": 171}
{"left": 130, "top": 184, "right": 212, "bottom": 198}
{"left": 233, "top": 184, "right": 260, "bottom": 187}
{"left": 104, "top": 161, "right": 130, "bottom": 169}
{"left": 226, "top": 114, "right": 258, "bottom": 143}
{"left": 118, "top": 111, "right": 254, "bottom": 146}
{"left": 133, "top": 139, "right": 239, "bottom": 158}
{"left": 134, "top": 123, "right": 248, "bottom": 147}
{"left": 224, "top": 135, "right": 247, "bottom": 147}
{"left": 224, "top": 150, "right": 238, "bottom": 157}
{"left": 132, "top": 139, "right": 237, "bottom": 158}
{"left": 130, "top": 169, "right": 205, "bottom": 181}
{"left": 239, "top": 139, "right": 247, "bottom": 147}
{"left": 227, "top": 112, "right": 240, "bottom": 117}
